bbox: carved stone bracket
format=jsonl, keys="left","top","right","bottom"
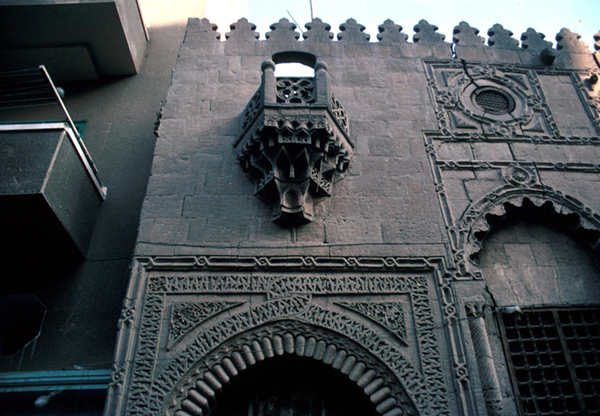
{"left": 236, "top": 60, "right": 354, "bottom": 226}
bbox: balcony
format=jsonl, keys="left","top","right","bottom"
{"left": 235, "top": 59, "right": 354, "bottom": 226}
{"left": 0, "top": 67, "right": 105, "bottom": 264}
{"left": 0, "top": 0, "right": 147, "bottom": 81}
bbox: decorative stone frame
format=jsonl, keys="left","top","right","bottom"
{"left": 460, "top": 81, "right": 523, "bottom": 122}
{"left": 456, "top": 186, "right": 600, "bottom": 276}
{"left": 424, "top": 60, "right": 552, "bottom": 139}
{"left": 171, "top": 321, "right": 413, "bottom": 416}
{"left": 105, "top": 256, "right": 464, "bottom": 416}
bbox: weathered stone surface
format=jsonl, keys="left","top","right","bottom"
{"left": 184, "top": 18, "right": 221, "bottom": 44}
{"left": 303, "top": 18, "right": 334, "bottom": 43}
{"left": 412, "top": 19, "right": 446, "bottom": 45}
{"left": 520, "top": 27, "right": 553, "bottom": 52}
{"left": 107, "top": 16, "right": 600, "bottom": 416}
{"left": 337, "top": 18, "right": 370, "bottom": 44}
{"left": 377, "top": 19, "right": 408, "bottom": 44}
{"left": 265, "top": 18, "right": 300, "bottom": 43}
{"left": 453, "top": 21, "right": 485, "bottom": 46}
{"left": 487, "top": 24, "right": 519, "bottom": 49}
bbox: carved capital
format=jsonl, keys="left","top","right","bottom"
{"left": 236, "top": 61, "right": 353, "bottom": 226}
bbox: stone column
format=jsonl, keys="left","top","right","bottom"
{"left": 466, "top": 303, "right": 503, "bottom": 416}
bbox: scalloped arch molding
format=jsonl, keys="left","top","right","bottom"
{"left": 458, "top": 186, "right": 600, "bottom": 272}
{"left": 169, "top": 322, "right": 415, "bottom": 416}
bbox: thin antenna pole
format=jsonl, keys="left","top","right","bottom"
{"left": 287, "top": 10, "right": 304, "bottom": 33}
{"left": 309, "top": 0, "right": 314, "bottom": 20}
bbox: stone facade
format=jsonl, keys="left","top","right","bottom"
{"left": 106, "top": 18, "right": 600, "bottom": 416}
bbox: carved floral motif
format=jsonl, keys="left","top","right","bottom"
{"left": 115, "top": 260, "right": 454, "bottom": 416}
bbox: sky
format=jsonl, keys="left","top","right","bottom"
{"left": 241, "top": 0, "right": 599, "bottom": 50}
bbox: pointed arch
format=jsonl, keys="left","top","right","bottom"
{"left": 455, "top": 185, "right": 600, "bottom": 274}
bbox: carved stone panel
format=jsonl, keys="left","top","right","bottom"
{"left": 113, "top": 258, "right": 456, "bottom": 416}
{"left": 425, "top": 61, "right": 555, "bottom": 139}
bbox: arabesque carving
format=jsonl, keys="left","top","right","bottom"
{"left": 168, "top": 322, "right": 418, "bottom": 416}
{"left": 112, "top": 258, "right": 454, "bottom": 416}
{"left": 170, "top": 301, "right": 243, "bottom": 345}
{"left": 337, "top": 301, "right": 408, "bottom": 344}
{"left": 235, "top": 60, "right": 353, "bottom": 226}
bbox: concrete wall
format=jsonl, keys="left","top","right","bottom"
{"left": 0, "top": 0, "right": 211, "bottom": 375}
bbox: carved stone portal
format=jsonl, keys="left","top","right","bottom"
{"left": 235, "top": 60, "right": 354, "bottom": 226}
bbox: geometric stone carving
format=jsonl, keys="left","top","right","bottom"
{"left": 376, "top": 19, "right": 408, "bottom": 44}
{"left": 337, "top": 301, "right": 408, "bottom": 345}
{"left": 452, "top": 21, "right": 485, "bottom": 46}
{"left": 424, "top": 61, "right": 549, "bottom": 137}
{"left": 413, "top": 20, "right": 446, "bottom": 45}
{"left": 170, "top": 301, "right": 243, "bottom": 345}
{"left": 170, "top": 323, "right": 415, "bottom": 416}
{"left": 503, "top": 163, "right": 537, "bottom": 188}
{"left": 265, "top": 18, "right": 300, "bottom": 43}
{"left": 337, "top": 18, "right": 370, "bottom": 44}
{"left": 487, "top": 24, "right": 519, "bottom": 49}
{"left": 236, "top": 60, "right": 353, "bottom": 226}
{"left": 303, "top": 18, "right": 334, "bottom": 43}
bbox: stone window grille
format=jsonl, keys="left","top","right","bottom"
{"left": 499, "top": 307, "right": 600, "bottom": 415}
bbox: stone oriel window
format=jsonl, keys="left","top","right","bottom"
{"left": 235, "top": 52, "right": 353, "bottom": 227}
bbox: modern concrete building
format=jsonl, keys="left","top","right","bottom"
{"left": 0, "top": 0, "right": 243, "bottom": 414}
{"left": 1, "top": 4, "right": 600, "bottom": 416}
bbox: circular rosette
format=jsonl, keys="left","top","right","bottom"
{"left": 504, "top": 164, "right": 537, "bottom": 188}
{"left": 490, "top": 121, "right": 516, "bottom": 138}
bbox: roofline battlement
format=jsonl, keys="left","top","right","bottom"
{"left": 186, "top": 17, "right": 600, "bottom": 70}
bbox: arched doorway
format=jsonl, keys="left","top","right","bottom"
{"left": 169, "top": 321, "right": 417, "bottom": 416}
{"left": 210, "top": 354, "right": 379, "bottom": 416}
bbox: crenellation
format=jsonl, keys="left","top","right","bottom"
{"left": 303, "top": 18, "right": 334, "bottom": 43}
{"left": 487, "top": 24, "right": 519, "bottom": 50}
{"left": 265, "top": 18, "right": 300, "bottom": 43}
{"left": 376, "top": 19, "right": 409, "bottom": 45}
{"left": 520, "top": 27, "right": 553, "bottom": 53}
{"left": 337, "top": 18, "right": 371, "bottom": 44}
{"left": 452, "top": 21, "right": 485, "bottom": 47}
